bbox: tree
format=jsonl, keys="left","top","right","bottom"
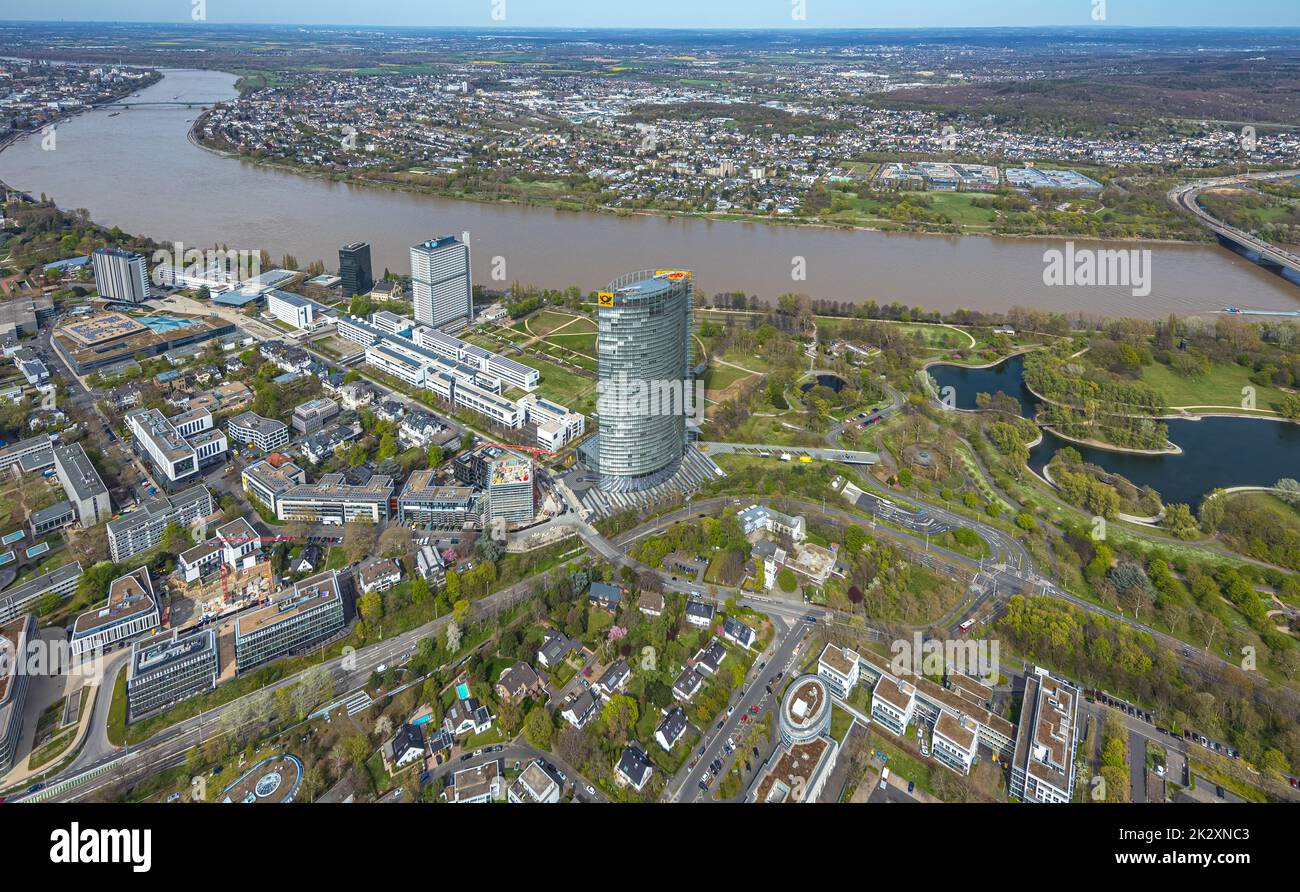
{"left": 1162, "top": 503, "right": 1199, "bottom": 540}
{"left": 777, "top": 568, "right": 797, "bottom": 593}
{"left": 842, "top": 525, "right": 867, "bottom": 554}
{"left": 159, "top": 521, "right": 191, "bottom": 555}
{"left": 344, "top": 519, "right": 377, "bottom": 564}
{"left": 444, "top": 619, "right": 462, "bottom": 652}
{"left": 601, "top": 695, "right": 639, "bottom": 743}
{"left": 523, "top": 705, "right": 554, "bottom": 751}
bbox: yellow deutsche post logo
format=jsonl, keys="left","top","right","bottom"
{"left": 597, "top": 291, "right": 615, "bottom": 308}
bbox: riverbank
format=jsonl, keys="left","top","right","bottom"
{"left": 188, "top": 109, "right": 1219, "bottom": 248}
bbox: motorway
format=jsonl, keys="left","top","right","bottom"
{"left": 1169, "top": 169, "right": 1300, "bottom": 277}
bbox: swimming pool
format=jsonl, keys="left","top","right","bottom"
{"left": 456, "top": 682, "right": 471, "bottom": 700}
{"left": 138, "top": 315, "right": 199, "bottom": 333}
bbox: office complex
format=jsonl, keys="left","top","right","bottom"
{"left": 747, "top": 674, "right": 840, "bottom": 803}
{"left": 516, "top": 393, "right": 585, "bottom": 450}
{"left": 105, "top": 484, "right": 214, "bottom": 562}
{"left": 70, "top": 566, "right": 161, "bottom": 656}
{"left": 227, "top": 411, "right": 290, "bottom": 452}
{"left": 267, "top": 290, "right": 326, "bottom": 330}
{"left": 0, "top": 562, "right": 81, "bottom": 623}
{"left": 1009, "top": 667, "right": 1081, "bottom": 803}
{"left": 242, "top": 459, "right": 393, "bottom": 525}
{"left": 0, "top": 614, "right": 36, "bottom": 773}
{"left": 594, "top": 269, "right": 693, "bottom": 491}
{"left": 52, "top": 442, "right": 111, "bottom": 526}
{"left": 91, "top": 247, "right": 151, "bottom": 303}
{"left": 396, "top": 470, "right": 479, "bottom": 527}
{"left": 127, "top": 628, "right": 219, "bottom": 720}
{"left": 52, "top": 311, "right": 234, "bottom": 375}
{"left": 234, "top": 570, "right": 346, "bottom": 672}
{"left": 410, "top": 234, "right": 472, "bottom": 328}
{"left": 127, "top": 406, "right": 228, "bottom": 487}
{"left": 291, "top": 398, "right": 339, "bottom": 434}
{"left": 339, "top": 242, "right": 374, "bottom": 299}
{"left": 0, "top": 434, "right": 56, "bottom": 472}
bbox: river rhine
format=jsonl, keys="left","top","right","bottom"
{"left": 2, "top": 68, "right": 1299, "bottom": 319}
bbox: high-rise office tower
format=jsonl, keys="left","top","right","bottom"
{"left": 91, "top": 247, "right": 151, "bottom": 303}
{"left": 410, "top": 234, "right": 472, "bottom": 328}
{"left": 338, "top": 242, "right": 374, "bottom": 298}
{"left": 595, "top": 269, "right": 694, "bottom": 492}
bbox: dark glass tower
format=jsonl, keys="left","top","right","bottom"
{"left": 339, "top": 242, "right": 374, "bottom": 299}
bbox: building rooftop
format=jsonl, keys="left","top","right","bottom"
{"left": 750, "top": 736, "right": 831, "bottom": 803}
{"left": 72, "top": 566, "right": 156, "bottom": 635}
{"left": 784, "top": 676, "right": 829, "bottom": 731}
{"left": 0, "top": 614, "right": 34, "bottom": 706}
{"left": 129, "top": 627, "right": 216, "bottom": 680}
{"left": 235, "top": 570, "right": 341, "bottom": 638}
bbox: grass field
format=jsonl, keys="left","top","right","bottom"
{"left": 1140, "top": 360, "right": 1290, "bottom": 411}
{"left": 530, "top": 356, "right": 599, "bottom": 416}
{"left": 703, "top": 362, "right": 755, "bottom": 391}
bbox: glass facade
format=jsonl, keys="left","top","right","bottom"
{"left": 595, "top": 270, "right": 693, "bottom": 490}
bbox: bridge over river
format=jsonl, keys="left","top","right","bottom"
{"left": 1170, "top": 169, "right": 1300, "bottom": 282}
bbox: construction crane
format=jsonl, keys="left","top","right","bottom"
{"left": 214, "top": 534, "right": 304, "bottom": 605}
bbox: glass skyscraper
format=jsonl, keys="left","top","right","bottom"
{"left": 595, "top": 269, "right": 694, "bottom": 491}
{"left": 338, "top": 241, "right": 373, "bottom": 299}
{"left": 410, "top": 234, "right": 472, "bottom": 328}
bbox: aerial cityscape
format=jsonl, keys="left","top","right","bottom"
{"left": 0, "top": 0, "right": 1297, "bottom": 867}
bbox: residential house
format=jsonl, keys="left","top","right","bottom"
{"left": 673, "top": 666, "right": 705, "bottom": 703}
{"left": 587, "top": 581, "right": 622, "bottom": 611}
{"left": 444, "top": 696, "right": 494, "bottom": 738}
{"left": 684, "top": 600, "right": 715, "bottom": 629}
{"left": 560, "top": 689, "right": 598, "bottom": 728}
{"left": 655, "top": 707, "right": 688, "bottom": 751}
{"left": 495, "top": 661, "right": 543, "bottom": 703}
{"left": 385, "top": 723, "right": 426, "bottom": 770}
{"left": 723, "top": 615, "right": 757, "bottom": 650}
{"left": 615, "top": 746, "right": 653, "bottom": 792}
{"left": 637, "top": 591, "right": 664, "bottom": 617}
{"left": 594, "top": 659, "right": 631, "bottom": 700}
{"left": 537, "top": 631, "right": 580, "bottom": 669}
{"left": 358, "top": 557, "right": 402, "bottom": 594}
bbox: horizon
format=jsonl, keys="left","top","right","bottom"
{"left": 2, "top": 0, "right": 1298, "bottom": 29}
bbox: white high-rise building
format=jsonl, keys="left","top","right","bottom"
{"left": 410, "top": 234, "right": 472, "bottom": 328}
{"left": 91, "top": 248, "right": 151, "bottom": 303}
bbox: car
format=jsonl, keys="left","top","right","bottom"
{"left": 1289, "top": 777, "right": 1299, "bottom": 789}
{"left": 514, "top": 761, "right": 521, "bottom": 771}
{"left": 698, "top": 747, "right": 706, "bottom": 757}
{"left": 1216, "top": 785, "right": 1226, "bottom": 799}
{"left": 585, "top": 784, "right": 595, "bottom": 796}
{"left": 716, "top": 720, "right": 724, "bottom": 730}
{"left": 492, "top": 745, "right": 503, "bottom": 752}
{"left": 752, "top": 746, "right": 760, "bottom": 758}
{"left": 166, "top": 792, "right": 181, "bottom": 803}
{"left": 698, "top": 780, "right": 709, "bottom": 792}
{"left": 26, "top": 782, "right": 46, "bottom": 794}
{"left": 460, "top": 753, "right": 474, "bottom": 762}
{"left": 750, "top": 704, "right": 760, "bottom": 713}
{"left": 727, "top": 705, "right": 735, "bottom": 716}
{"left": 474, "top": 748, "right": 483, "bottom": 756}
{"left": 907, "top": 781, "right": 915, "bottom": 794}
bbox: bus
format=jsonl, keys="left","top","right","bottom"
{"left": 957, "top": 619, "right": 976, "bottom": 634}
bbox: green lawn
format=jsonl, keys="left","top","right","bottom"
{"left": 703, "top": 362, "right": 755, "bottom": 391}
{"left": 529, "top": 356, "right": 598, "bottom": 416}
{"left": 1140, "top": 360, "right": 1289, "bottom": 411}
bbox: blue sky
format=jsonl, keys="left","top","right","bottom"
{"left": 5, "top": 0, "right": 1298, "bottom": 28}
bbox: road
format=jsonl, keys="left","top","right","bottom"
{"left": 1169, "top": 169, "right": 1300, "bottom": 276}
{"left": 667, "top": 610, "right": 806, "bottom": 802}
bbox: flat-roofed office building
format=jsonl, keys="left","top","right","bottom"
{"left": 127, "top": 628, "right": 219, "bottom": 719}
{"left": 106, "top": 484, "right": 214, "bottom": 562}
{"left": 410, "top": 235, "right": 472, "bottom": 328}
{"left": 52, "top": 442, "right": 111, "bottom": 526}
{"left": 397, "top": 470, "right": 479, "bottom": 527}
{"left": 127, "top": 406, "right": 227, "bottom": 486}
{"left": 70, "top": 566, "right": 161, "bottom": 656}
{"left": 234, "top": 570, "right": 346, "bottom": 672}
{"left": 227, "top": 411, "right": 289, "bottom": 452}
{"left": 292, "top": 398, "right": 340, "bottom": 434}
{"left": 1010, "top": 666, "right": 1081, "bottom": 803}
{"left": 0, "top": 562, "right": 82, "bottom": 623}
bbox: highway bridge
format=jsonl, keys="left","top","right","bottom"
{"left": 98, "top": 99, "right": 226, "bottom": 109}
{"left": 1169, "top": 169, "right": 1300, "bottom": 279}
